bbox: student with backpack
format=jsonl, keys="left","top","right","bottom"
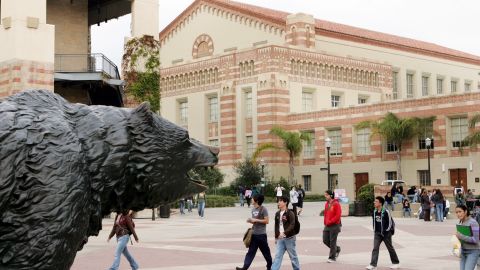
{"left": 323, "top": 190, "right": 342, "bottom": 263}
{"left": 271, "top": 196, "right": 300, "bottom": 270}
{"left": 366, "top": 196, "right": 400, "bottom": 270}
{"left": 107, "top": 209, "right": 139, "bottom": 270}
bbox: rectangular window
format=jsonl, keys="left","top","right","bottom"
{"left": 406, "top": 73, "right": 414, "bottom": 98}
{"left": 392, "top": 71, "right": 399, "bottom": 100}
{"left": 465, "top": 82, "right": 471, "bottom": 92}
{"left": 356, "top": 128, "right": 370, "bottom": 155}
{"left": 303, "top": 175, "right": 312, "bottom": 192}
{"left": 246, "top": 136, "right": 254, "bottom": 158}
{"left": 418, "top": 122, "right": 435, "bottom": 149}
{"left": 451, "top": 117, "right": 468, "bottom": 148}
{"left": 386, "top": 171, "right": 397, "bottom": 181}
{"left": 358, "top": 97, "right": 367, "bottom": 104}
{"left": 331, "top": 95, "right": 340, "bottom": 108}
{"left": 418, "top": 170, "right": 430, "bottom": 186}
{"left": 302, "top": 131, "right": 315, "bottom": 158}
{"left": 208, "top": 96, "right": 218, "bottom": 122}
{"left": 328, "top": 129, "right": 342, "bottom": 156}
{"left": 209, "top": 139, "right": 219, "bottom": 147}
{"left": 179, "top": 101, "right": 188, "bottom": 125}
{"left": 302, "top": 91, "right": 313, "bottom": 112}
{"left": 451, "top": 81, "right": 457, "bottom": 93}
{"left": 386, "top": 142, "right": 398, "bottom": 152}
{"left": 422, "top": 76, "right": 429, "bottom": 96}
{"left": 245, "top": 91, "right": 252, "bottom": 118}
{"left": 437, "top": 78, "right": 443, "bottom": 94}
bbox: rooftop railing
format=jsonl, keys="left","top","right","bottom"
{"left": 54, "top": 53, "right": 120, "bottom": 79}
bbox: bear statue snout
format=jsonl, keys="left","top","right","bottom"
{"left": 209, "top": 146, "right": 220, "bottom": 156}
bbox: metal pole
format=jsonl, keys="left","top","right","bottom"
{"left": 327, "top": 147, "right": 331, "bottom": 190}
{"left": 427, "top": 146, "right": 431, "bottom": 185}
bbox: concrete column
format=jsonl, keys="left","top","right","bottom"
{"left": 0, "top": 0, "right": 55, "bottom": 97}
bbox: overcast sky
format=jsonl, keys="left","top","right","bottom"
{"left": 92, "top": 0, "right": 480, "bottom": 69}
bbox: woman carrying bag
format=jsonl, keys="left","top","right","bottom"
{"left": 107, "top": 209, "right": 139, "bottom": 270}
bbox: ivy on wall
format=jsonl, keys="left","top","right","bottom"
{"left": 122, "top": 35, "right": 161, "bottom": 112}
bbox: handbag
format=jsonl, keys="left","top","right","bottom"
{"left": 243, "top": 228, "right": 253, "bottom": 248}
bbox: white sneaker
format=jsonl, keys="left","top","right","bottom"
{"left": 365, "top": 265, "right": 376, "bottom": 270}
{"left": 390, "top": 264, "right": 400, "bottom": 269}
{"left": 327, "top": 259, "right": 335, "bottom": 263}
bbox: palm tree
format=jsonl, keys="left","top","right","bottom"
{"left": 252, "top": 126, "right": 312, "bottom": 185}
{"left": 356, "top": 112, "right": 418, "bottom": 180}
{"left": 464, "top": 113, "right": 480, "bottom": 147}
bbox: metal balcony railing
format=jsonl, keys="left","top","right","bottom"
{"left": 54, "top": 53, "right": 120, "bottom": 79}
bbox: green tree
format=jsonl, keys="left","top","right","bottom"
{"left": 356, "top": 112, "right": 418, "bottom": 180}
{"left": 253, "top": 126, "right": 312, "bottom": 185}
{"left": 233, "top": 158, "right": 262, "bottom": 188}
{"left": 464, "top": 114, "right": 480, "bottom": 147}
{"left": 192, "top": 167, "right": 224, "bottom": 190}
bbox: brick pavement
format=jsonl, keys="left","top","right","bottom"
{"left": 71, "top": 202, "right": 459, "bottom": 270}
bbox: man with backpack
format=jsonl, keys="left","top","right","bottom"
{"left": 271, "top": 196, "right": 300, "bottom": 270}
{"left": 366, "top": 196, "right": 400, "bottom": 270}
{"left": 323, "top": 190, "right": 342, "bottom": 263}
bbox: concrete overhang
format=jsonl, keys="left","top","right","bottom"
{"left": 54, "top": 72, "right": 124, "bottom": 86}
{"left": 88, "top": 0, "right": 131, "bottom": 26}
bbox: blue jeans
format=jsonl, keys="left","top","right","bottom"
{"left": 385, "top": 202, "right": 394, "bottom": 211}
{"left": 239, "top": 193, "right": 244, "bottom": 206}
{"left": 403, "top": 208, "right": 411, "bottom": 217}
{"left": 198, "top": 201, "right": 205, "bottom": 217}
{"left": 435, "top": 204, "right": 444, "bottom": 221}
{"left": 460, "top": 248, "right": 480, "bottom": 270}
{"left": 109, "top": 235, "right": 138, "bottom": 270}
{"left": 187, "top": 200, "right": 193, "bottom": 212}
{"left": 179, "top": 200, "right": 185, "bottom": 214}
{"left": 271, "top": 236, "right": 300, "bottom": 270}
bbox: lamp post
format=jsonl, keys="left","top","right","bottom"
{"left": 426, "top": 137, "right": 432, "bottom": 185}
{"left": 325, "top": 137, "right": 332, "bottom": 191}
{"left": 260, "top": 158, "right": 266, "bottom": 194}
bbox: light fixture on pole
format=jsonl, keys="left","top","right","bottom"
{"left": 325, "top": 137, "right": 332, "bottom": 191}
{"left": 260, "top": 158, "right": 266, "bottom": 194}
{"left": 425, "top": 137, "right": 432, "bottom": 185}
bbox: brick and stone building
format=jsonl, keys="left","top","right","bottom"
{"left": 159, "top": 0, "right": 480, "bottom": 197}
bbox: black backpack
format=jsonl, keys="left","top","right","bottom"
{"left": 290, "top": 209, "right": 300, "bottom": 235}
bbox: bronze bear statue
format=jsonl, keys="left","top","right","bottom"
{"left": 0, "top": 90, "right": 218, "bottom": 269}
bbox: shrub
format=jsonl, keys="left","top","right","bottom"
{"left": 212, "top": 186, "right": 236, "bottom": 196}
{"left": 303, "top": 194, "right": 326, "bottom": 202}
{"left": 205, "top": 195, "right": 236, "bottom": 208}
{"left": 357, "top": 183, "right": 375, "bottom": 214}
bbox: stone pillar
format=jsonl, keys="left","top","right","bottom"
{"left": 131, "top": 0, "right": 159, "bottom": 38}
{"left": 0, "top": 0, "right": 55, "bottom": 98}
{"left": 286, "top": 13, "right": 315, "bottom": 49}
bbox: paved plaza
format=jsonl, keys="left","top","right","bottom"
{"left": 72, "top": 202, "right": 459, "bottom": 270}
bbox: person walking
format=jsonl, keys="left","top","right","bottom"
{"left": 197, "top": 192, "right": 206, "bottom": 218}
{"left": 296, "top": 184, "right": 305, "bottom": 216}
{"left": 366, "top": 196, "right": 400, "bottom": 270}
{"left": 239, "top": 185, "right": 245, "bottom": 207}
{"left": 236, "top": 194, "right": 272, "bottom": 270}
{"left": 290, "top": 186, "right": 299, "bottom": 214}
{"left": 271, "top": 196, "right": 300, "bottom": 270}
{"left": 179, "top": 198, "right": 185, "bottom": 215}
{"left": 455, "top": 205, "right": 480, "bottom": 270}
{"left": 323, "top": 190, "right": 342, "bottom": 263}
{"left": 186, "top": 196, "right": 193, "bottom": 212}
{"left": 420, "top": 190, "right": 431, "bottom": 222}
{"left": 432, "top": 189, "right": 444, "bottom": 222}
{"left": 107, "top": 209, "right": 139, "bottom": 270}
{"left": 274, "top": 184, "right": 285, "bottom": 202}
{"left": 245, "top": 187, "right": 252, "bottom": 208}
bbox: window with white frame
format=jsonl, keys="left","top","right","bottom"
{"left": 246, "top": 136, "right": 254, "bottom": 158}
{"left": 303, "top": 175, "right": 312, "bottom": 191}
{"left": 385, "top": 171, "right": 397, "bottom": 180}
{"left": 179, "top": 100, "right": 188, "bottom": 125}
{"left": 418, "top": 170, "right": 430, "bottom": 186}
{"left": 302, "top": 131, "right": 315, "bottom": 158}
{"left": 358, "top": 96, "right": 368, "bottom": 104}
{"left": 451, "top": 117, "right": 468, "bottom": 148}
{"left": 208, "top": 96, "right": 218, "bottom": 122}
{"left": 437, "top": 78, "right": 443, "bottom": 94}
{"left": 392, "top": 71, "right": 399, "bottom": 100}
{"left": 406, "top": 73, "right": 414, "bottom": 98}
{"left": 331, "top": 95, "right": 340, "bottom": 108}
{"left": 451, "top": 80, "right": 457, "bottom": 93}
{"left": 421, "top": 76, "right": 429, "bottom": 96}
{"left": 356, "top": 128, "right": 370, "bottom": 155}
{"left": 386, "top": 141, "right": 398, "bottom": 152}
{"left": 328, "top": 129, "right": 342, "bottom": 156}
{"left": 209, "top": 139, "right": 219, "bottom": 147}
{"left": 465, "top": 82, "right": 471, "bottom": 92}
{"left": 245, "top": 91, "right": 252, "bottom": 118}
{"left": 302, "top": 91, "right": 313, "bottom": 112}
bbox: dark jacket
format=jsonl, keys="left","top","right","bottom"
{"left": 372, "top": 208, "right": 394, "bottom": 235}
{"left": 431, "top": 193, "right": 444, "bottom": 205}
{"left": 109, "top": 214, "right": 139, "bottom": 241}
{"left": 274, "top": 209, "right": 296, "bottom": 239}
{"left": 421, "top": 194, "right": 431, "bottom": 209}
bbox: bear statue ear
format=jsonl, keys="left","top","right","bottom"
{"left": 131, "top": 102, "right": 153, "bottom": 124}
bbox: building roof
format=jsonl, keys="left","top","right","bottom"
{"left": 160, "top": 0, "right": 480, "bottom": 65}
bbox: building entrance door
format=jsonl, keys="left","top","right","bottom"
{"left": 450, "top": 169, "right": 467, "bottom": 191}
{"left": 354, "top": 173, "right": 369, "bottom": 195}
